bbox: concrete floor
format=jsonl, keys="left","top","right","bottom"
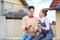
{"left": 0, "top": 37, "right": 60, "bottom": 40}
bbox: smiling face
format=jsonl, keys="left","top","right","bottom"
{"left": 28, "top": 8, "right": 34, "bottom": 16}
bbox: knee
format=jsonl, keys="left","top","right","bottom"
{"left": 45, "top": 37, "right": 53, "bottom": 40}
{"left": 45, "top": 33, "right": 54, "bottom": 40}
{"left": 25, "top": 37, "right": 30, "bottom": 40}
{"left": 22, "top": 35, "right": 27, "bottom": 40}
{"left": 22, "top": 36, "right": 25, "bottom": 40}
{"left": 45, "top": 38, "right": 52, "bottom": 40}
{"left": 34, "top": 37, "right": 41, "bottom": 40}
{"left": 22, "top": 38, "right": 25, "bottom": 40}
{"left": 25, "top": 37, "right": 32, "bottom": 40}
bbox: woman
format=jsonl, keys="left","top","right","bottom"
{"left": 34, "top": 9, "right": 54, "bottom": 40}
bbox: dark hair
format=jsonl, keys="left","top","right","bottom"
{"left": 41, "top": 9, "right": 48, "bottom": 17}
{"left": 28, "top": 6, "right": 35, "bottom": 10}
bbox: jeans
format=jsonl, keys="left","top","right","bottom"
{"left": 22, "top": 34, "right": 35, "bottom": 40}
{"left": 34, "top": 32, "right": 54, "bottom": 40}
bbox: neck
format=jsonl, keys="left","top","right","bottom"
{"left": 29, "top": 15, "right": 33, "bottom": 16}
{"left": 28, "top": 15, "right": 34, "bottom": 18}
{"left": 40, "top": 16, "right": 44, "bottom": 18}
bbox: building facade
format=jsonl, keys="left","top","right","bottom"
{"left": 1, "top": 0, "right": 28, "bottom": 15}
{"left": 0, "top": 0, "right": 28, "bottom": 39}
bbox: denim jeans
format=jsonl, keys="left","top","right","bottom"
{"left": 34, "top": 32, "right": 54, "bottom": 40}
{"left": 22, "top": 34, "right": 35, "bottom": 40}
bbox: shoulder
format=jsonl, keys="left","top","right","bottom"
{"left": 44, "top": 17, "right": 50, "bottom": 23}
{"left": 34, "top": 16, "right": 38, "bottom": 19}
{"left": 23, "top": 16, "right": 28, "bottom": 19}
{"left": 34, "top": 17, "right": 39, "bottom": 21}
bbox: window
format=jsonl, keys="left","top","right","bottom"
{"left": 4, "top": 3, "right": 12, "bottom": 14}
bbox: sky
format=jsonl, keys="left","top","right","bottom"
{"left": 25, "top": 0, "right": 56, "bottom": 23}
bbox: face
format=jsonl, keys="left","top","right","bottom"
{"left": 28, "top": 8, "right": 34, "bottom": 16}
{"left": 39, "top": 11, "right": 44, "bottom": 18}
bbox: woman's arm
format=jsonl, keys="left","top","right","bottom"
{"left": 39, "top": 24, "right": 46, "bottom": 30}
{"left": 40, "top": 18, "right": 50, "bottom": 30}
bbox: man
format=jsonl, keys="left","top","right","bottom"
{"left": 22, "top": 6, "right": 38, "bottom": 40}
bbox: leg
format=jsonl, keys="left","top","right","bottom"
{"left": 26, "top": 35, "right": 35, "bottom": 40}
{"left": 34, "top": 33, "right": 45, "bottom": 40}
{"left": 45, "top": 33, "right": 54, "bottom": 40}
{"left": 22, "top": 34, "right": 28, "bottom": 40}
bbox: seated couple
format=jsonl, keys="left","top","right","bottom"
{"left": 22, "top": 6, "right": 54, "bottom": 40}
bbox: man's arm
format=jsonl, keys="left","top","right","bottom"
{"left": 22, "top": 17, "right": 32, "bottom": 31}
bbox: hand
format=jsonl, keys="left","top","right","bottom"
{"left": 28, "top": 25, "right": 32, "bottom": 29}
{"left": 24, "top": 26, "right": 28, "bottom": 30}
{"left": 36, "top": 29, "right": 38, "bottom": 32}
{"left": 24, "top": 25, "right": 32, "bottom": 30}
{"left": 38, "top": 24, "right": 43, "bottom": 30}
{"left": 40, "top": 26, "right": 43, "bottom": 30}
{"left": 40, "top": 25, "right": 46, "bottom": 30}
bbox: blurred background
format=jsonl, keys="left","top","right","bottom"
{"left": 0, "top": 0, "right": 60, "bottom": 40}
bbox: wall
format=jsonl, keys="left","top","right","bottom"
{"left": 0, "top": 0, "right": 26, "bottom": 38}
{"left": 56, "top": 10, "right": 60, "bottom": 37}
{"left": 4, "top": 0, "right": 24, "bottom": 6}
{"left": 51, "top": 25, "right": 56, "bottom": 37}
{"left": 0, "top": 0, "right": 1, "bottom": 15}
{"left": 6, "top": 19, "right": 23, "bottom": 37}
{"left": 0, "top": 16, "right": 7, "bottom": 37}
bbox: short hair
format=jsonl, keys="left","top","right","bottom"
{"left": 28, "top": 6, "right": 35, "bottom": 10}
{"left": 41, "top": 9, "right": 48, "bottom": 16}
